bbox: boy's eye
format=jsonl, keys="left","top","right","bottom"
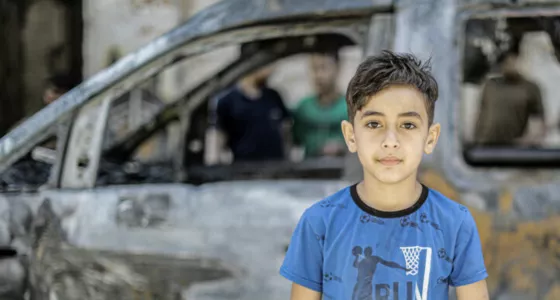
{"left": 401, "top": 123, "right": 417, "bottom": 130}
{"left": 366, "top": 122, "right": 381, "bottom": 129}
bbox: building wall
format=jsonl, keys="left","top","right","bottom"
{"left": 18, "top": 0, "right": 82, "bottom": 119}
{"left": 82, "top": 0, "right": 181, "bottom": 77}
{"left": 23, "top": 0, "right": 68, "bottom": 115}
{"left": 0, "top": 0, "right": 25, "bottom": 135}
{"left": 82, "top": 0, "right": 363, "bottom": 107}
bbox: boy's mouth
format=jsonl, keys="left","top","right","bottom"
{"left": 378, "top": 157, "right": 402, "bottom": 166}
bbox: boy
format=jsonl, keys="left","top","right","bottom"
{"left": 280, "top": 51, "right": 489, "bottom": 300}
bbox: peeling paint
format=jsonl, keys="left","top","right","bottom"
{"left": 420, "top": 168, "right": 560, "bottom": 298}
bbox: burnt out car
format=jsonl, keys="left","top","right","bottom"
{"left": 2, "top": 0, "right": 560, "bottom": 299}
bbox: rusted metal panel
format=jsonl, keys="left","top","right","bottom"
{"left": 3, "top": 0, "right": 560, "bottom": 299}
{"left": 397, "top": 0, "right": 560, "bottom": 298}
{"left": 28, "top": 180, "right": 349, "bottom": 299}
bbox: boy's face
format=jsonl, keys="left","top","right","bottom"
{"left": 341, "top": 85, "right": 440, "bottom": 184}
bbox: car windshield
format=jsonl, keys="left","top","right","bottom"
{"left": 97, "top": 43, "right": 364, "bottom": 186}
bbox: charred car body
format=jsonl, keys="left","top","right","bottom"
{"left": 1, "top": 0, "right": 560, "bottom": 299}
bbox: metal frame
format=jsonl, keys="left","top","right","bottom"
{"left": 59, "top": 19, "right": 369, "bottom": 188}
{"left": 445, "top": 5, "right": 560, "bottom": 191}
{"left": 342, "top": 12, "right": 396, "bottom": 183}
{"left": 0, "top": 0, "right": 391, "bottom": 173}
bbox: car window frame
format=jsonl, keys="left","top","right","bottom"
{"left": 58, "top": 18, "right": 370, "bottom": 189}
{"left": 459, "top": 7, "right": 560, "bottom": 165}
{"left": 448, "top": 5, "right": 560, "bottom": 190}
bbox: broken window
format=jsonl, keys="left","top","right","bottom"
{"left": 461, "top": 12, "right": 560, "bottom": 166}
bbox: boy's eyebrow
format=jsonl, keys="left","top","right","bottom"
{"left": 360, "top": 110, "right": 384, "bottom": 119}
{"left": 360, "top": 110, "right": 423, "bottom": 119}
{"left": 399, "top": 111, "right": 422, "bottom": 119}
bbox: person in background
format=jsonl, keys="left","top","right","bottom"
{"left": 292, "top": 51, "right": 348, "bottom": 158}
{"left": 6, "top": 73, "right": 79, "bottom": 151}
{"left": 43, "top": 73, "right": 80, "bottom": 106}
{"left": 205, "top": 64, "right": 292, "bottom": 164}
{"left": 474, "top": 50, "right": 546, "bottom": 146}
{"left": 37, "top": 73, "right": 80, "bottom": 150}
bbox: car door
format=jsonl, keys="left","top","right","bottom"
{"left": 35, "top": 14, "right": 378, "bottom": 299}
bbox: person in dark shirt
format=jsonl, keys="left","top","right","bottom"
{"left": 474, "top": 51, "right": 546, "bottom": 146}
{"left": 206, "top": 65, "right": 291, "bottom": 164}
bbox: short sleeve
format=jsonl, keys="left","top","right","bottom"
{"left": 280, "top": 210, "right": 324, "bottom": 292}
{"left": 449, "top": 209, "right": 488, "bottom": 287}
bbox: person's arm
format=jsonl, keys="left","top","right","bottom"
{"left": 321, "top": 140, "right": 347, "bottom": 157}
{"left": 204, "top": 95, "right": 229, "bottom": 165}
{"left": 321, "top": 102, "right": 348, "bottom": 157}
{"left": 514, "top": 82, "right": 546, "bottom": 147}
{"left": 280, "top": 209, "right": 324, "bottom": 299}
{"left": 205, "top": 128, "right": 227, "bottom": 165}
{"left": 379, "top": 258, "right": 408, "bottom": 271}
{"left": 450, "top": 206, "right": 489, "bottom": 299}
{"left": 473, "top": 81, "right": 492, "bottom": 145}
{"left": 456, "top": 280, "right": 489, "bottom": 300}
{"left": 528, "top": 83, "right": 546, "bottom": 145}
{"left": 274, "top": 90, "right": 294, "bottom": 158}
{"left": 290, "top": 283, "right": 322, "bottom": 300}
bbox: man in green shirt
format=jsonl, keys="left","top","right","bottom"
{"left": 292, "top": 51, "right": 348, "bottom": 158}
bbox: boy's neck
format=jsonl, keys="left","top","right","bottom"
{"left": 357, "top": 173, "right": 423, "bottom": 213}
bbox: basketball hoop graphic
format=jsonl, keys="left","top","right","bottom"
{"left": 401, "top": 246, "right": 432, "bottom": 300}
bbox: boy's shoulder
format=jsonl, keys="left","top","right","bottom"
{"left": 299, "top": 185, "right": 353, "bottom": 221}
{"left": 310, "top": 185, "right": 353, "bottom": 210}
{"left": 425, "top": 186, "right": 474, "bottom": 225}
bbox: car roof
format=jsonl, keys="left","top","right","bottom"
{"left": 0, "top": 0, "right": 392, "bottom": 169}
{"left": 3, "top": 0, "right": 550, "bottom": 167}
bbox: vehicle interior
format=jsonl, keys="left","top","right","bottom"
{"left": 461, "top": 12, "right": 560, "bottom": 167}
{"left": 98, "top": 33, "right": 360, "bottom": 186}
{"left": 0, "top": 31, "right": 364, "bottom": 191}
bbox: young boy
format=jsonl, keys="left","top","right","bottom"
{"left": 280, "top": 51, "right": 489, "bottom": 300}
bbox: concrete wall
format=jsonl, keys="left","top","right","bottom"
{"left": 23, "top": 0, "right": 68, "bottom": 115}
{"left": 22, "top": 0, "right": 83, "bottom": 117}
{"left": 82, "top": 0, "right": 363, "bottom": 106}
{"left": 82, "top": 0, "right": 181, "bottom": 78}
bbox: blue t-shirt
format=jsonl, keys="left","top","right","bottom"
{"left": 280, "top": 184, "right": 488, "bottom": 300}
{"left": 211, "top": 86, "right": 290, "bottom": 161}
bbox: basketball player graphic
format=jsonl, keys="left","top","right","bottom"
{"left": 351, "top": 246, "right": 409, "bottom": 300}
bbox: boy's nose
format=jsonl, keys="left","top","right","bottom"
{"left": 382, "top": 131, "right": 400, "bottom": 149}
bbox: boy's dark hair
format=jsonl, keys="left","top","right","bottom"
{"left": 346, "top": 50, "right": 439, "bottom": 125}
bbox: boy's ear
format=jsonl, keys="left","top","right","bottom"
{"left": 341, "top": 120, "right": 357, "bottom": 153}
{"left": 424, "top": 123, "right": 441, "bottom": 154}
